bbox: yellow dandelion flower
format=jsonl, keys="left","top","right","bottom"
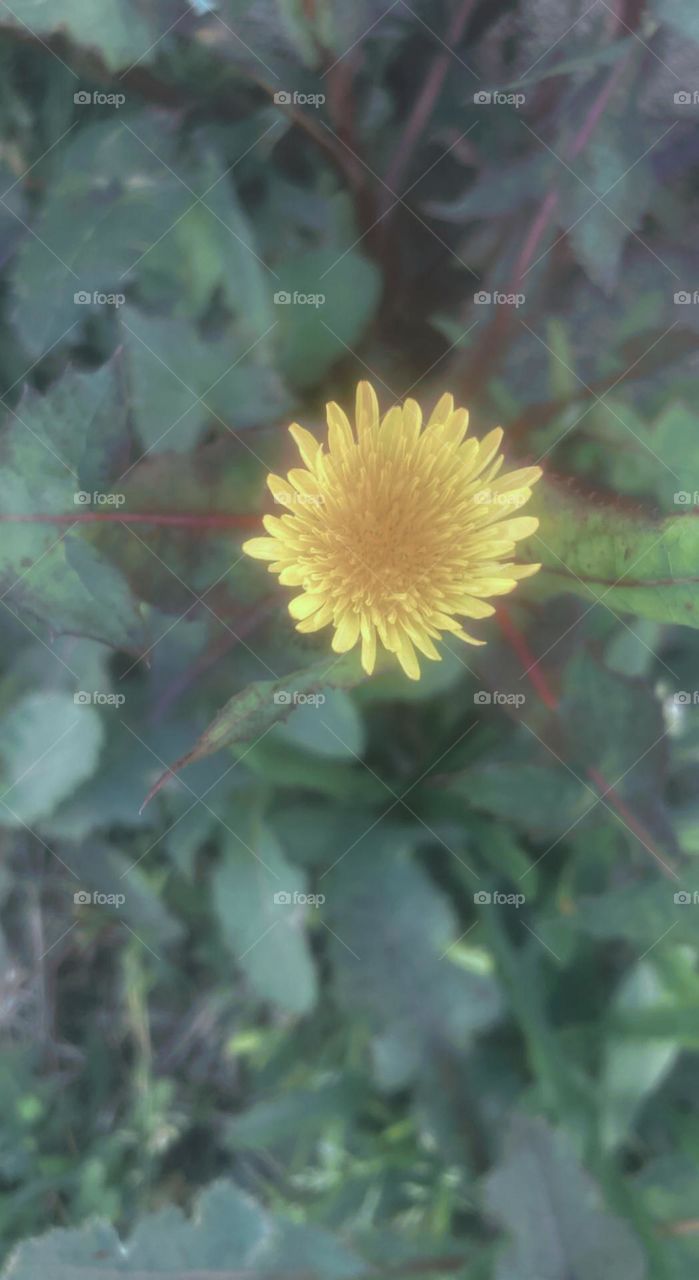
{"left": 243, "top": 382, "right": 542, "bottom": 680}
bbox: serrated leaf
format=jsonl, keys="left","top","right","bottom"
{"left": 0, "top": 359, "right": 145, "bottom": 652}
{"left": 2, "top": 1178, "right": 368, "bottom": 1279}
{"left": 528, "top": 475, "right": 699, "bottom": 628}
{"left": 142, "top": 650, "right": 365, "bottom": 806}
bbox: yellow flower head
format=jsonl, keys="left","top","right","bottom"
{"left": 243, "top": 382, "right": 542, "bottom": 680}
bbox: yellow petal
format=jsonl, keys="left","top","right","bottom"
{"left": 356, "top": 381, "right": 380, "bottom": 438}
{"left": 327, "top": 402, "right": 354, "bottom": 454}
{"left": 278, "top": 564, "right": 307, "bottom": 586}
{"left": 507, "top": 562, "right": 541, "bottom": 579}
{"left": 427, "top": 392, "right": 454, "bottom": 428}
{"left": 402, "top": 619, "right": 441, "bottom": 660}
{"left": 395, "top": 632, "right": 421, "bottom": 680}
{"left": 289, "top": 593, "right": 325, "bottom": 620}
{"left": 452, "top": 596, "right": 497, "bottom": 619}
{"left": 490, "top": 466, "right": 542, "bottom": 492}
{"left": 241, "top": 537, "right": 283, "bottom": 561}
{"left": 402, "top": 398, "right": 423, "bottom": 446}
{"left": 487, "top": 515, "right": 539, "bottom": 540}
{"left": 289, "top": 423, "right": 321, "bottom": 470}
{"left": 360, "top": 615, "right": 377, "bottom": 675}
{"left": 296, "top": 603, "right": 334, "bottom": 633}
{"left": 443, "top": 408, "right": 469, "bottom": 445}
{"left": 332, "top": 610, "right": 360, "bottom": 653}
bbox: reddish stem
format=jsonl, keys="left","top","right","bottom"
{"left": 587, "top": 766, "right": 676, "bottom": 878}
{"left": 0, "top": 512, "right": 258, "bottom": 529}
{"left": 384, "top": 0, "right": 478, "bottom": 204}
{"left": 497, "top": 606, "right": 559, "bottom": 710}
{"left": 496, "top": 610, "right": 677, "bottom": 878}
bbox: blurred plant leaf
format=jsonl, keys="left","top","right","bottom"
{"left": 143, "top": 651, "right": 365, "bottom": 804}
{"left": 0, "top": 0, "right": 163, "bottom": 70}
{"left": 213, "top": 805, "right": 318, "bottom": 1014}
{"left": 0, "top": 359, "right": 145, "bottom": 652}
{"left": 323, "top": 828, "right": 502, "bottom": 1088}
{"left": 274, "top": 247, "right": 382, "bottom": 389}
{"left": 529, "top": 475, "right": 699, "bottom": 628}
{"left": 485, "top": 1114, "right": 647, "bottom": 1279}
{"left": 0, "top": 691, "right": 103, "bottom": 826}
{"left": 1, "top": 1179, "right": 366, "bottom": 1278}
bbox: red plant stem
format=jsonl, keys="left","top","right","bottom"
{"left": 497, "top": 606, "right": 559, "bottom": 710}
{"left": 506, "top": 18, "right": 630, "bottom": 295}
{"left": 0, "top": 512, "right": 258, "bottom": 529}
{"left": 496, "top": 609, "right": 677, "bottom": 878}
{"left": 464, "top": 22, "right": 632, "bottom": 394}
{"left": 384, "top": 0, "right": 478, "bottom": 203}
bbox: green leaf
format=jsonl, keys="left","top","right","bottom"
{"left": 323, "top": 827, "right": 501, "bottom": 1087}
{"left": 485, "top": 1115, "right": 647, "bottom": 1279}
{"left": 1, "top": 1178, "right": 369, "bottom": 1279}
{"left": 600, "top": 962, "right": 679, "bottom": 1150}
{"left": 226, "top": 1076, "right": 363, "bottom": 1149}
{"left": 274, "top": 247, "right": 382, "bottom": 389}
{"left": 528, "top": 475, "right": 699, "bottom": 628}
{"left": 558, "top": 105, "right": 651, "bottom": 293}
{"left": 447, "top": 762, "right": 595, "bottom": 838}
{"left": 275, "top": 688, "right": 365, "bottom": 758}
{"left": 651, "top": 0, "right": 699, "bottom": 43}
{"left": 560, "top": 651, "right": 674, "bottom": 853}
{"left": 0, "top": 691, "right": 103, "bottom": 826}
{"left": 120, "top": 306, "right": 289, "bottom": 454}
{"left": 142, "top": 651, "right": 365, "bottom": 805}
{"left": 12, "top": 120, "right": 189, "bottom": 357}
{"left": 0, "top": 0, "right": 161, "bottom": 70}
{"left": 567, "top": 400, "right": 696, "bottom": 511}
{"left": 213, "top": 808, "right": 318, "bottom": 1015}
{"left": 0, "top": 360, "right": 145, "bottom": 652}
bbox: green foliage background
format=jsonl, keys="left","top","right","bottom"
{"left": 0, "top": 2, "right": 698, "bottom": 1277}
